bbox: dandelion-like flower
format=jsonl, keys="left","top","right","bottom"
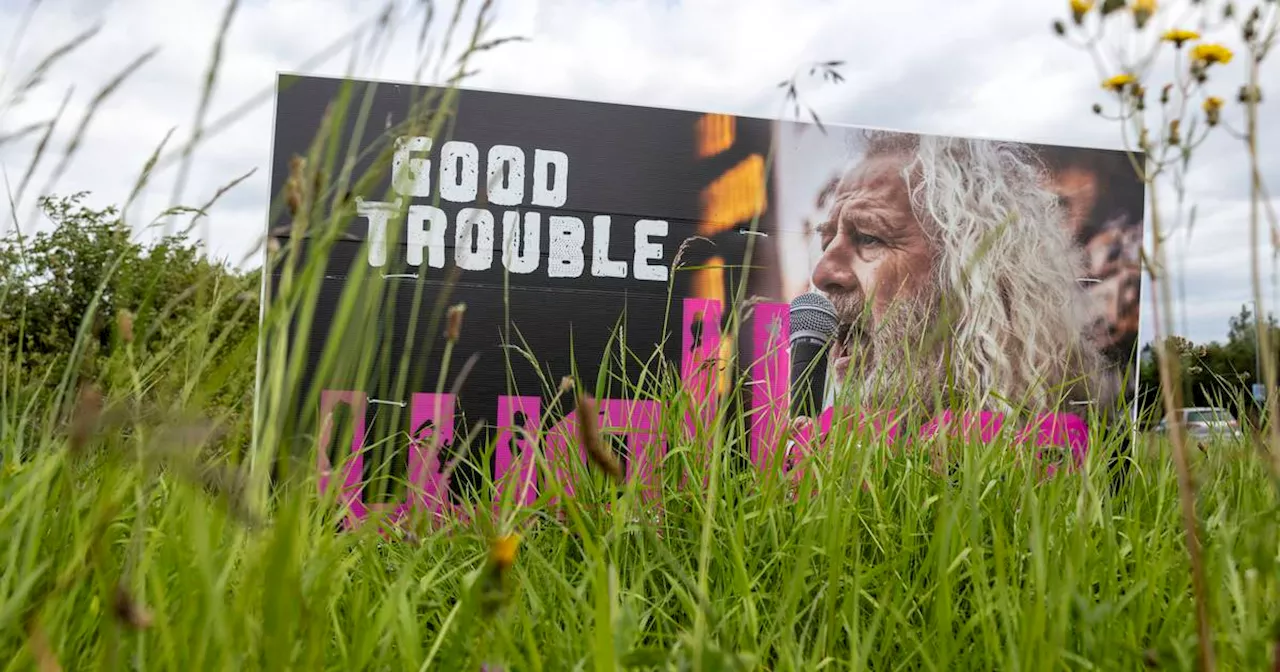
{"left": 1131, "top": 0, "right": 1156, "bottom": 28}
{"left": 1202, "top": 96, "right": 1223, "bottom": 126}
{"left": 475, "top": 533, "right": 522, "bottom": 617}
{"left": 1191, "top": 43, "right": 1233, "bottom": 66}
{"left": 1071, "top": 0, "right": 1094, "bottom": 23}
{"left": 1161, "top": 28, "right": 1199, "bottom": 47}
{"left": 1102, "top": 73, "right": 1137, "bottom": 92}
{"left": 490, "top": 533, "right": 521, "bottom": 569}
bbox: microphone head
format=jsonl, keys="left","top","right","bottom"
{"left": 789, "top": 291, "right": 838, "bottom": 342}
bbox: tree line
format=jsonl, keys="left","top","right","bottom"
{"left": 1133, "top": 305, "right": 1277, "bottom": 428}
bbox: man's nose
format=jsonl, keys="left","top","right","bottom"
{"left": 811, "top": 240, "right": 857, "bottom": 294}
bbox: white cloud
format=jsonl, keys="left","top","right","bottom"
{"left": 1, "top": 0, "right": 1277, "bottom": 346}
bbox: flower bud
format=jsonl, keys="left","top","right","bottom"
{"left": 1203, "top": 96, "right": 1223, "bottom": 126}
{"left": 1238, "top": 84, "right": 1262, "bottom": 104}
{"left": 116, "top": 309, "right": 134, "bottom": 343}
{"left": 444, "top": 303, "right": 466, "bottom": 342}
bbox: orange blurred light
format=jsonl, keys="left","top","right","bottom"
{"left": 696, "top": 113, "right": 735, "bottom": 158}
{"left": 698, "top": 154, "right": 767, "bottom": 236}
{"left": 691, "top": 256, "right": 731, "bottom": 395}
{"left": 692, "top": 256, "right": 726, "bottom": 303}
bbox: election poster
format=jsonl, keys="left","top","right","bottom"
{"left": 261, "top": 73, "right": 1145, "bottom": 518}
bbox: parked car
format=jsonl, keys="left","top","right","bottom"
{"left": 1154, "top": 407, "right": 1242, "bottom": 440}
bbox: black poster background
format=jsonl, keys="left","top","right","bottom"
{"left": 264, "top": 73, "right": 1146, "bottom": 501}
{"left": 265, "top": 74, "right": 767, "bottom": 499}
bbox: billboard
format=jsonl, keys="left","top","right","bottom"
{"left": 262, "top": 73, "right": 1145, "bottom": 518}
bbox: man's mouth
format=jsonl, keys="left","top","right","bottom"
{"left": 831, "top": 320, "right": 865, "bottom": 380}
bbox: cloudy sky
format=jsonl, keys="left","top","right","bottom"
{"left": 1, "top": 0, "right": 1276, "bottom": 347}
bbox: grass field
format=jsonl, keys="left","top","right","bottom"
{"left": 2, "top": 304, "right": 1279, "bottom": 670}
{"left": 3, "top": 2, "right": 1279, "bottom": 669}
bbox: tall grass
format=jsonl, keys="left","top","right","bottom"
{"left": 1, "top": 0, "right": 1278, "bottom": 670}
{"left": 3, "top": 346, "right": 1279, "bottom": 669}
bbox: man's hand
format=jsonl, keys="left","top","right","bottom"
{"left": 790, "top": 415, "right": 815, "bottom": 438}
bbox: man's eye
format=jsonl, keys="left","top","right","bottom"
{"left": 853, "top": 232, "right": 884, "bottom": 247}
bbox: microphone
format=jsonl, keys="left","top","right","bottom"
{"left": 789, "top": 292, "right": 839, "bottom": 419}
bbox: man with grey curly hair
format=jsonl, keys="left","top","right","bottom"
{"left": 813, "top": 130, "right": 1118, "bottom": 421}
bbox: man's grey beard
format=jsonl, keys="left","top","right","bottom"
{"left": 827, "top": 284, "right": 948, "bottom": 413}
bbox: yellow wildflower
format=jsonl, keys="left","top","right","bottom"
{"left": 1071, "top": 0, "right": 1094, "bottom": 23}
{"left": 1161, "top": 29, "right": 1200, "bottom": 47}
{"left": 1102, "top": 73, "right": 1137, "bottom": 92}
{"left": 1203, "top": 96, "right": 1223, "bottom": 126}
{"left": 1132, "top": 0, "right": 1156, "bottom": 28}
{"left": 1191, "top": 43, "right": 1233, "bottom": 66}
{"left": 490, "top": 533, "right": 521, "bottom": 570}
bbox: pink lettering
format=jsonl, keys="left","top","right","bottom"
{"left": 493, "top": 396, "right": 541, "bottom": 507}
{"left": 919, "top": 410, "right": 1006, "bottom": 444}
{"left": 315, "top": 377, "right": 1092, "bottom": 536}
{"left": 681, "top": 298, "right": 723, "bottom": 440}
{"left": 407, "top": 393, "right": 457, "bottom": 522}
{"left": 317, "top": 391, "right": 367, "bottom": 529}
{"left": 544, "top": 409, "right": 586, "bottom": 505}
{"left": 1018, "top": 411, "right": 1089, "bottom": 476}
{"left": 749, "top": 303, "right": 790, "bottom": 473}
{"left": 601, "top": 398, "right": 665, "bottom": 503}
{"left": 543, "top": 397, "right": 666, "bottom": 505}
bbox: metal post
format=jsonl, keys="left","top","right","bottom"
{"left": 1251, "top": 299, "right": 1265, "bottom": 407}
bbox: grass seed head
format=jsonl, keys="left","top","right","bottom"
{"left": 25, "top": 616, "right": 60, "bottom": 672}
{"left": 112, "top": 584, "right": 153, "bottom": 630}
{"left": 69, "top": 384, "right": 104, "bottom": 453}
{"left": 116, "top": 309, "right": 134, "bottom": 343}
{"left": 576, "top": 394, "right": 622, "bottom": 482}
{"left": 286, "top": 155, "right": 306, "bottom": 216}
{"left": 445, "top": 302, "right": 466, "bottom": 342}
